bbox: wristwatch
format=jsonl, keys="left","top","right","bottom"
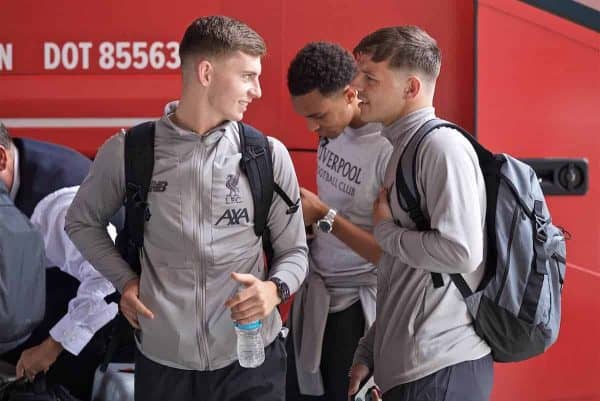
{"left": 269, "top": 277, "right": 290, "bottom": 303}
{"left": 316, "top": 208, "right": 337, "bottom": 233}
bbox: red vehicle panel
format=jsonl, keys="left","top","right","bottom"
{"left": 2, "top": 1, "right": 598, "bottom": 399}
{"left": 0, "top": 0, "right": 474, "bottom": 158}
{"left": 477, "top": 1, "right": 599, "bottom": 399}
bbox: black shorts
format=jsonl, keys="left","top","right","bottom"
{"left": 135, "top": 335, "right": 287, "bottom": 401}
{"left": 383, "top": 354, "right": 494, "bottom": 401}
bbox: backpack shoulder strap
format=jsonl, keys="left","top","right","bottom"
{"left": 238, "top": 122, "right": 299, "bottom": 238}
{"left": 102, "top": 121, "right": 154, "bottom": 372}
{"left": 123, "top": 121, "right": 155, "bottom": 261}
{"left": 396, "top": 118, "right": 485, "bottom": 289}
{"left": 414, "top": 121, "right": 498, "bottom": 297}
{"left": 396, "top": 119, "right": 445, "bottom": 229}
{"left": 397, "top": 118, "right": 500, "bottom": 293}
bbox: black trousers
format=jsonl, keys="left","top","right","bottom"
{"left": 383, "top": 354, "right": 494, "bottom": 401}
{"left": 134, "top": 335, "right": 287, "bottom": 401}
{"left": 1, "top": 268, "right": 119, "bottom": 401}
{"left": 286, "top": 300, "right": 366, "bottom": 401}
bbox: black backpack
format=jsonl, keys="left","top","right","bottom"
{"left": 0, "top": 375, "right": 80, "bottom": 401}
{"left": 0, "top": 181, "right": 46, "bottom": 355}
{"left": 115, "top": 120, "right": 299, "bottom": 274}
{"left": 101, "top": 121, "right": 299, "bottom": 370}
{"left": 396, "top": 118, "right": 567, "bottom": 362}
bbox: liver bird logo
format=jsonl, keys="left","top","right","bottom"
{"left": 226, "top": 173, "right": 240, "bottom": 198}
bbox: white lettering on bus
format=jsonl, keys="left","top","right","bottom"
{"left": 44, "top": 42, "right": 92, "bottom": 70}
{"left": 0, "top": 43, "right": 13, "bottom": 71}
{"left": 41, "top": 41, "right": 179, "bottom": 72}
{"left": 98, "top": 41, "right": 180, "bottom": 71}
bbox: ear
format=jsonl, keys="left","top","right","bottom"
{"left": 196, "top": 60, "right": 213, "bottom": 87}
{"left": 0, "top": 146, "right": 8, "bottom": 172}
{"left": 404, "top": 76, "right": 422, "bottom": 100}
{"left": 343, "top": 85, "right": 358, "bottom": 104}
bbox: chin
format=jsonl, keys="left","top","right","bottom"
{"left": 358, "top": 107, "right": 371, "bottom": 119}
{"left": 228, "top": 112, "right": 244, "bottom": 122}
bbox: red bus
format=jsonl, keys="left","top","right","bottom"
{"left": 1, "top": 1, "right": 598, "bottom": 399}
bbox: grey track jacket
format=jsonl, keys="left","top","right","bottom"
{"left": 65, "top": 104, "right": 308, "bottom": 370}
{"left": 353, "top": 107, "right": 490, "bottom": 393}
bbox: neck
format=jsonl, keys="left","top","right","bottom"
{"left": 174, "top": 90, "right": 226, "bottom": 135}
{"left": 348, "top": 102, "right": 367, "bottom": 129}
{"left": 384, "top": 97, "right": 433, "bottom": 126}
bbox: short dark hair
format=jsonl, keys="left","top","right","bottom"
{"left": 179, "top": 15, "right": 266, "bottom": 67}
{"left": 0, "top": 123, "right": 13, "bottom": 149}
{"left": 287, "top": 42, "right": 357, "bottom": 97}
{"left": 354, "top": 26, "right": 441, "bottom": 80}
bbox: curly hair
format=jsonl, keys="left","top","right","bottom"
{"left": 287, "top": 42, "right": 357, "bottom": 97}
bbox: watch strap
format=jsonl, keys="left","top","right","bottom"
{"left": 269, "top": 277, "right": 290, "bottom": 303}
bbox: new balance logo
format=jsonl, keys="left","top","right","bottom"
{"left": 149, "top": 180, "right": 168, "bottom": 192}
{"left": 215, "top": 208, "right": 249, "bottom": 226}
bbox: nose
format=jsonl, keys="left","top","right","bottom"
{"left": 249, "top": 79, "right": 262, "bottom": 99}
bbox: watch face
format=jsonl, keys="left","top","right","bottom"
{"left": 318, "top": 220, "right": 332, "bottom": 232}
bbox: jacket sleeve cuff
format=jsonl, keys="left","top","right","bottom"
{"left": 49, "top": 302, "right": 118, "bottom": 355}
{"left": 352, "top": 342, "right": 374, "bottom": 372}
{"left": 115, "top": 272, "right": 140, "bottom": 295}
{"left": 49, "top": 315, "right": 94, "bottom": 356}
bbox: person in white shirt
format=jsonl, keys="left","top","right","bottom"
{"left": 16, "top": 187, "right": 118, "bottom": 378}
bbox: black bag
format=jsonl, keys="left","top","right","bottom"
{"left": 0, "top": 181, "right": 46, "bottom": 354}
{"left": 102, "top": 121, "right": 299, "bottom": 370}
{"left": 0, "top": 375, "right": 80, "bottom": 401}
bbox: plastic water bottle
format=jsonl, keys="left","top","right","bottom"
{"left": 235, "top": 321, "right": 265, "bottom": 368}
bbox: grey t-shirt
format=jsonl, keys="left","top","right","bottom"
{"left": 310, "top": 123, "right": 392, "bottom": 311}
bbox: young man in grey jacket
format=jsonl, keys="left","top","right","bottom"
{"left": 65, "top": 16, "right": 308, "bottom": 401}
{"left": 347, "top": 26, "right": 493, "bottom": 401}
{"left": 285, "top": 42, "right": 392, "bottom": 401}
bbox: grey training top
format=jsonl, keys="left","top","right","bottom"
{"left": 353, "top": 107, "right": 491, "bottom": 393}
{"left": 291, "top": 123, "right": 391, "bottom": 395}
{"left": 65, "top": 101, "right": 308, "bottom": 371}
{"left": 310, "top": 123, "right": 392, "bottom": 311}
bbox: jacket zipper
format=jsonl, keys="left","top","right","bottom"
{"left": 193, "top": 143, "right": 210, "bottom": 368}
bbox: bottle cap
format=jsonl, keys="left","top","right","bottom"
{"left": 235, "top": 321, "right": 262, "bottom": 330}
